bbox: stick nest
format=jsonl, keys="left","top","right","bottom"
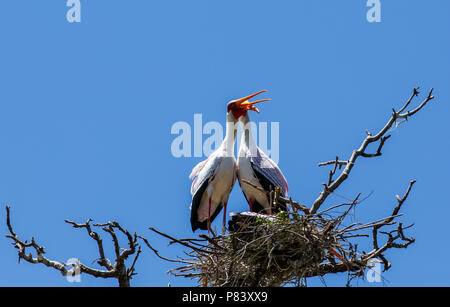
{"left": 200, "top": 211, "right": 346, "bottom": 287}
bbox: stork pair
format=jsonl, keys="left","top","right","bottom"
{"left": 189, "top": 90, "right": 289, "bottom": 234}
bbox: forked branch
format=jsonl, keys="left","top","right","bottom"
{"left": 313, "top": 87, "right": 434, "bottom": 214}
{"left": 5, "top": 207, "right": 142, "bottom": 287}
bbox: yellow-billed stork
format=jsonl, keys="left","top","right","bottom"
{"left": 236, "top": 90, "right": 289, "bottom": 215}
{"left": 189, "top": 92, "right": 268, "bottom": 233}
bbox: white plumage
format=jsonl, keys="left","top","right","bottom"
{"left": 189, "top": 90, "right": 287, "bottom": 233}
{"left": 189, "top": 111, "right": 237, "bottom": 232}
{"left": 237, "top": 103, "right": 289, "bottom": 215}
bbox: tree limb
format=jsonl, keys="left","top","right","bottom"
{"left": 5, "top": 207, "right": 143, "bottom": 287}
{"left": 312, "top": 87, "right": 434, "bottom": 214}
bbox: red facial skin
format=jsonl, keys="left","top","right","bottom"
{"left": 227, "top": 102, "right": 247, "bottom": 119}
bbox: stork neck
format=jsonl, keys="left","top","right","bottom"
{"left": 239, "top": 114, "right": 256, "bottom": 150}
{"left": 222, "top": 113, "right": 237, "bottom": 156}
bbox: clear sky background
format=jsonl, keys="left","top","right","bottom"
{"left": 0, "top": 0, "right": 449, "bottom": 287}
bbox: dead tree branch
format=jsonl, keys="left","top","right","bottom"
{"left": 313, "top": 87, "right": 434, "bottom": 214}
{"left": 5, "top": 207, "right": 142, "bottom": 287}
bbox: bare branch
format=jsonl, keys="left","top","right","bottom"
{"left": 64, "top": 219, "right": 112, "bottom": 270}
{"left": 311, "top": 87, "right": 434, "bottom": 214}
{"left": 6, "top": 207, "right": 145, "bottom": 287}
{"left": 136, "top": 234, "right": 185, "bottom": 263}
{"left": 318, "top": 160, "right": 348, "bottom": 167}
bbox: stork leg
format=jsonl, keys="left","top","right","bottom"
{"left": 207, "top": 197, "right": 212, "bottom": 236}
{"left": 248, "top": 199, "right": 253, "bottom": 212}
{"left": 222, "top": 201, "right": 227, "bottom": 235}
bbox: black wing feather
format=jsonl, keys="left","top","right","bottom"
{"left": 190, "top": 178, "right": 224, "bottom": 232}
{"left": 252, "top": 164, "right": 287, "bottom": 213}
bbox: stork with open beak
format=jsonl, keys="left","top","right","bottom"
{"left": 189, "top": 97, "right": 245, "bottom": 233}
{"left": 236, "top": 90, "right": 289, "bottom": 215}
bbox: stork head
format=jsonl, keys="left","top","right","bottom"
{"left": 227, "top": 90, "right": 270, "bottom": 119}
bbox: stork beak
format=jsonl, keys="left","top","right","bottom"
{"left": 234, "top": 90, "right": 270, "bottom": 113}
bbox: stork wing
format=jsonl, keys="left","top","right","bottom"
{"left": 250, "top": 147, "right": 289, "bottom": 196}
{"left": 189, "top": 152, "right": 219, "bottom": 196}
{"left": 189, "top": 157, "right": 210, "bottom": 180}
{"left": 189, "top": 155, "right": 229, "bottom": 231}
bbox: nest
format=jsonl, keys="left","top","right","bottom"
{"left": 204, "top": 212, "right": 344, "bottom": 286}
{"left": 162, "top": 183, "right": 416, "bottom": 287}
{"left": 169, "top": 207, "right": 363, "bottom": 287}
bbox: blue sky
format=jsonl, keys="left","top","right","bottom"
{"left": 0, "top": 0, "right": 449, "bottom": 287}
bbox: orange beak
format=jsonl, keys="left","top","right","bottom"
{"left": 234, "top": 90, "right": 270, "bottom": 113}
